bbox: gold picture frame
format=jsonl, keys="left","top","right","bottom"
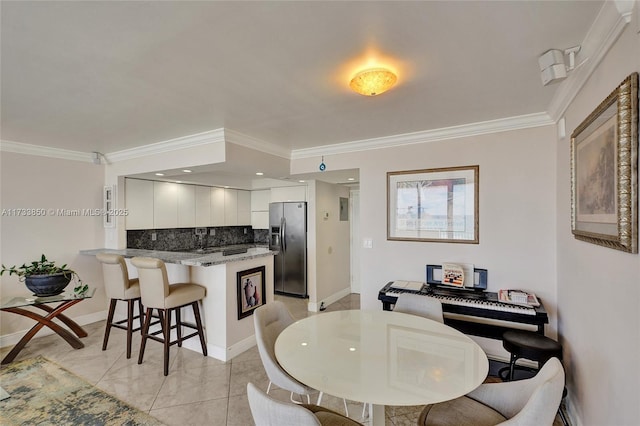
{"left": 570, "top": 72, "right": 638, "bottom": 253}
{"left": 387, "top": 165, "right": 479, "bottom": 243}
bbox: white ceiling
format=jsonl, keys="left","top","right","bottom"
{"left": 1, "top": 1, "right": 605, "bottom": 186}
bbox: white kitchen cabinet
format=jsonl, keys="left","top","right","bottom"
{"left": 251, "top": 189, "right": 270, "bottom": 211}
{"left": 211, "top": 187, "right": 225, "bottom": 226}
{"left": 270, "top": 186, "right": 306, "bottom": 202}
{"left": 177, "top": 184, "right": 196, "bottom": 228}
{"left": 224, "top": 188, "right": 238, "bottom": 226}
{"left": 251, "top": 189, "right": 270, "bottom": 229}
{"left": 154, "top": 181, "right": 178, "bottom": 228}
{"left": 237, "top": 190, "right": 251, "bottom": 226}
{"left": 251, "top": 211, "right": 269, "bottom": 229}
{"left": 195, "top": 186, "right": 212, "bottom": 227}
{"left": 125, "top": 179, "right": 154, "bottom": 230}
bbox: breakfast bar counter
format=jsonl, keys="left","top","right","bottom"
{"left": 81, "top": 246, "right": 276, "bottom": 361}
{"left": 79, "top": 245, "right": 276, "bottom": 267}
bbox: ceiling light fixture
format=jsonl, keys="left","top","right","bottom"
{"left": 155, "top": 173, "right": 165, "bottom": 176}
{"left": 182, "top": 169, "right": 192, "bottom": 173}
{"left": 256, "top": 172, "right": 264, "bottom": 176}
{"left": 349, "top": 68, "right": 397, "bottom": 96}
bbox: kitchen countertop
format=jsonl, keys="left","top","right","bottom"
{"left": 80, "top": 245, "right": 276, "bottom": 267}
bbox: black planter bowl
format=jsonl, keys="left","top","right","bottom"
{"left": 25, "top": 272, "right": 73, "bottom": 297}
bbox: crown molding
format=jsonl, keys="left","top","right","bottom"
{"left": 104, "top": 128, "right": 226, "bottom": 162}
{"left": 291, "top": 112, "right": 553, "bottom": 159}
{"left": 546, "top": 1, "right": 632, "bottom": 121}
{"left": 0, "top": 140, "right": 93, "bottom": 162}
{"left": 224, "top": 129, "right": 291, "bottom": 159}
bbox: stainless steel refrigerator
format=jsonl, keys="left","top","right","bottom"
{"left": 269, "top": 202, "right": 307, "bottom": 297}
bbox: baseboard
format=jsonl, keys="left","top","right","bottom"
{"left": 0, "top": 310, "right": 108, "bottom": 349}
{"left": 308, "top": 287, "right": 351, "bottom": 312}
{"left": 180, "top": 333, "right": 256, "bottom": 362}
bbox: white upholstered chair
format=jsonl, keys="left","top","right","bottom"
{"left": 253, "top": 301, "right": 350, "bottom": 416}
{"left": 253, "top": 301, "right": 318, "bottom": 404}
{"left": 247, "top": 382, "right": 362, "bottom": 426}
{"left": 418, "top": 357, "right": 565, "bottom": 426}
{"left": 96, "top": 253, "right": 143, "bottom": 359}
{"left": 393, "top": 293, "right": 444, "bottom": 323}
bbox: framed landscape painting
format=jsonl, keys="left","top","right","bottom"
{"left": 570, "top": 72, "right": 638, "bottom": 253}
{"left": 387, "top": 165, "right": 479, "bottom": 244}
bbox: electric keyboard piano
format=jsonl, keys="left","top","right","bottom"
{"left": 378, "top": 282, "right": 549, "bottom": 339}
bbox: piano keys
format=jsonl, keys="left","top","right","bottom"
{"left": 378, "top": 282, "right": 549, "bottom": 340}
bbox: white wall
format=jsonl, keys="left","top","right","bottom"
{"left": 308, "top": 180, "right": 351, "bottom": 307}
{"left": 0, "top": 152, "right": 107, "bottom": 336}
{"left": 556, "top": 16, "right": 640, "bottom": 426}
{"left": 292, "top": 124, "right": 559, "bottom": 358}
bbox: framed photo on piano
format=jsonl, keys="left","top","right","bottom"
{"left": 387, "top": 166, "right": 479, "bottom": 243}
{"left": 570, "top": 72, "right": 638, "bottom": 253}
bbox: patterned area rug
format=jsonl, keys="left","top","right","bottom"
{"left": 0, "top": 356, "right": 165, "bottom": 426}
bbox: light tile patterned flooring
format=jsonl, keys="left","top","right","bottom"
{"left": 0, "top": 294, "right": 424, "bottom": 425}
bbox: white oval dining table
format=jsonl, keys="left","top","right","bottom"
{"left": 275, "top": 309, "right": 489, "bottom": 425}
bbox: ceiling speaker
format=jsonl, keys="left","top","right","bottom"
{"left": 538, "top": 49, "right": 567, "bottom": 86}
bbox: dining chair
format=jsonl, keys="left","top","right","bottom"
{"left": 393, "top": 293, "right": 444, "bottom": 322}
{"left": 417, "top": 357, "right": 565, "bottom": 426}
{"left": 253, "top": 301, "right": 318, "bottom": 404}
{"left": 247, "top": 382, "right": 363, "bottom": 426}
{"left": 131, "top": 257, "right": 208, "bottom": 376}
{"left": 96, "top": 253, "right": 143, "bottom": 359}
{"left": 253, "top": 301, "right": 350, "bottom": 416}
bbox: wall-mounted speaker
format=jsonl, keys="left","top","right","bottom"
{"left": 538, "top": 49, "right": 567, "bottom": 86}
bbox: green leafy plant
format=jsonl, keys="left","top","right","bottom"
{"left": 74, "top": 283, "right": 89, "bottom": 296}
{"left": 1, "top": 254, "right": 78, "bottom": 281}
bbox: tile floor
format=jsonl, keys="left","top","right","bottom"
{"left": 1, "top": 294, "right": 421, "bottom": 425}
{"left": 0, "top": 294, "right": 562, "bottom": 425}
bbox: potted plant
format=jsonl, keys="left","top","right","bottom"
{"left": 1, "top": 254, "right": 85, "bottom": 297}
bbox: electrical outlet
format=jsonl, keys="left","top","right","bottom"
{"left": 210, "top": 228, "right": 215, "bottom": 236}
{"left": 151, "top": 232, "right": 157, "bottom": 241}
{"left": 363, "top": 238, "right": 373, "bottom": 249}
{"left": 244, "top": 228, "right": 247, "bottom": 235}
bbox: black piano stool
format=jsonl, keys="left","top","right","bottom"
{"left": 499, "top": 330, "right": 568, "bottom": 426}
{"left": 499, "top": 329, "right": 563, "bottom": 381}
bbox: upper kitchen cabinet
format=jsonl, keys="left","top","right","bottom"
{"left": 177, "top": 184, "right": 196, "bottom": 228}
{"left": 251, "top": 189, "right": 270, "bottom": 229}
{"left": 270, "top": 186, "right": 307, "bottom": 202}
{"left": 211, "top": 187, "right": 225, "bottom": 226}
{"left": 125, "top": 178, "right": 154, "bottom": 230}
{"left": 195, "top": 185, "right": 212, "bottom": 227}
{"left": 153, "top": 181, "right": 178, "bottom": 228}
{"left": 224, "top": 189, "right": 238, "bottom": 226}
{"left": 237, "top": 190, "right": 251, "bottom": 226}
{"left": 125, "top": 179, "right": 253, "bottom": 229}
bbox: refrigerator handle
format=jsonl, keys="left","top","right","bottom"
{"left": 281, "top": 217, "right": 286, "bottom": 253}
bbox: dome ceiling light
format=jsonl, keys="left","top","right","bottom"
{"left": 349, "top": 68, "right": 397, "bottom": 96}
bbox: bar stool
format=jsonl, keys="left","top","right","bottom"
{"left": 96, "top": 253, "right": 144, "bottom": 359}
{"left": 131, "top": 257, "right": 207, "bottom": 376}
{"left": 499, "top": 330, "right": 563, "bottom": 381}
{"left": 499, "top": 329, "right": 568, "bottom": 426}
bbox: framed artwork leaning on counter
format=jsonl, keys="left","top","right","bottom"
{"left": 570, "top": 72, "right": 638, "bottom": 253}
{"left": 387, "top": 165, "right": 479, "bottom": 244}
{"left": 237, "top": 266, "right": 266, "bottom": 320}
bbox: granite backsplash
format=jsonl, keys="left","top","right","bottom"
{"left": 127, "top": 226, "right": 270, "bottom": 251}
